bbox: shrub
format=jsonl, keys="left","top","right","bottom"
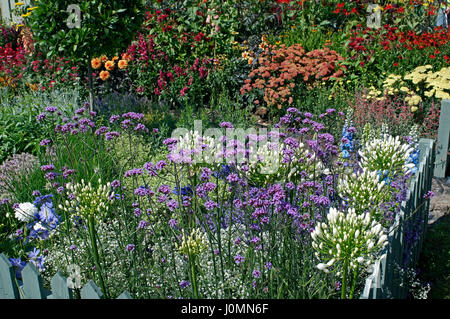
{"left": 240, "top": 43, "right": 345, "bottom": 113}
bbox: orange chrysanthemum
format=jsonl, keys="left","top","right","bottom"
{"left": 118, "top": 60, "right": 128, "bottom": 70}
{"left": 105, "top": 61, "right": 115, "bottom": 71}
{"left": 99, "top": 70, "right": 110, "bottom": 81}
{"left": 112, "top": 56, "right": 119, "bottom": 61}
{"left": 91, "top": 58, "right": 102, "bottom": 70}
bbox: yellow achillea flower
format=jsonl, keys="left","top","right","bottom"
{"left": 99, "top": 70, "right": 110, "bottom": 81}
{"left": 15, "top": 2, "right": 25, "bottom": 6}
{"left": 21, "top": 12, "right": 31, "bottom": 18}
{"left": 91, "top": 58, "right": 102, "bottom": 70}
{"left": 105, "top": 60, "right": 115, "bottom": 71}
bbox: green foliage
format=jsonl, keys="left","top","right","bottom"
{"left": 0, "top": 89, "right": 81, "bottom": 163}
{"left": 27, "top": 0, "right": 145, "bottom": 63}
{"left": 418, "top": 215, "right": 450, "bottom": 299}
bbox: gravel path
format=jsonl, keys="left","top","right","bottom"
{"left": 428, "top": 177, "right": 450, "bottom": 224}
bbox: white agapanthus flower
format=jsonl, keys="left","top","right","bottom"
{"left": 14, "top": 202, "right": 38, "bottom": 222}
{"left": 176, "top": 228, "right": 208, "bottom": 256}
{"left": 359, "top": 134, "right": 415, "bottom": 175}
{"left": 59, "top": 179, "right": 114, "bottom": 218}
{"left": 241, "top": 137, "right": 326, "bottom": 185}
{"left": 338, "top": 170, "right": 389, "bottom": 216}
{"left": 311, "top": 207, "right": 388, "bottom": 273}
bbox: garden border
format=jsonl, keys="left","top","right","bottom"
{"left": 0, "top": 140, "right": 437, "bottom": 299}
{"left": 360, "top": 138, "right": 435, "bottom": 299}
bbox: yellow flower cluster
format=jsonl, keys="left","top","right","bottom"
{"left": 385, "top": 0, "right": 434, "bottom": 5}
{"left": 368, "top": 65, "right": 450, "bottom": 112}
{"left": 16, "top": 2, "right": 38, "bottom": 18}
{"left": 404, "top": 65, "right": 450, "bottom": 100}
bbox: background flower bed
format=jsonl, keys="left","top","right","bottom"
{"left": 0, "top": 0, "right": 448, "bottom": 299}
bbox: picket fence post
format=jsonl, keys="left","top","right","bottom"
{"left": 0, "top": 254, "right": 19, "bottom": 299}
{"left": 434, "top": 99, "right": 450, "bottom": 178}
{"left": 0, "top": 253, "right": 132, "bottom": 299}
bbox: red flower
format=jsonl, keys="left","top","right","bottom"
{"left": 393, "top": 62, "right": 399, "bottom": 67}
{"left": 193, "top": 32, "right": 205, "bottom": 42}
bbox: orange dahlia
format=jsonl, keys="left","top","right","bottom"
{"left": 99, "top": 70, "right": 110, "bottom": 81}
{"left": 118, "top": 59, "right": 128, "bottom": 70}
{"left": 105, "top": 60, "right": 115, "bottom": 71}
{"left": 91, "top": 58, "right": 102, "bottom": 70}
{"left": 121, "top": 53, "right": 131, "bottom": 61}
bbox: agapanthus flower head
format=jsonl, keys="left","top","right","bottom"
{"left": 176, "top": 228, "right": 208, "bottom": 256}
{"left": 359, "top": 134, "right": 415, "bottom": 176}
{"left": 338, "top": 170, "right": 390, "bottom": 218}
{"left": 59, "top": 179, "right": 114, "bottom": 218}
{"left": 311, "top": 207, "right": 387, "bottom": 273}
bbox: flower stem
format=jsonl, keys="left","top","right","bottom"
{"left": 341, "top": 260, "right": 348, "bottom": 299}
{"left": 88, "top": 214, "right": 108, "bottom": 298}
{"left": 190, "top": 254, "right": 199, "bottom": 299}
{"left": 349, "top": 268, "right": 358, "bottom": 299}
